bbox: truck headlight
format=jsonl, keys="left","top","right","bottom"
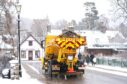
{"left": 68, "top": 55, "right": 73, "bottom": 60}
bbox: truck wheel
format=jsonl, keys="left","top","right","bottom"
{"left": 47, "top": 60, "right": 52, "bottom": 78}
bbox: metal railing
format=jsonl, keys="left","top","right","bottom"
{"left": 96, "top": 57, "right": 127, "bottom": 68}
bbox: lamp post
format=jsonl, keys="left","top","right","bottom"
{"left": 16, "top": 3, "right": 22, "bottom": 77}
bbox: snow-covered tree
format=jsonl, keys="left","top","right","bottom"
{"left": 31, "top": 18, "right": 50, "bottom": 40}
{"left": 96, "top": 15, "right": 109, "bottom": 33}
{"left": 118, "top": 23, "right": 127, "bottom": 37}
{"left": 84, "top": 2, "right": 99, "bottom": 30}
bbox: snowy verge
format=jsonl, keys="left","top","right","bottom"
{"left": 0, "top": 65, "right": 43, "bottom": 84}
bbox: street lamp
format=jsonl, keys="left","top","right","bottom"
{"left": 16, "top": 2, "right": 22, "bottom": 77}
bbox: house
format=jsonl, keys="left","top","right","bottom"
{"left": 20, "top": 34, "right": 43, "bottom": 60}
{"left": 74, "top": 30, "right": 124, "bottom": 56}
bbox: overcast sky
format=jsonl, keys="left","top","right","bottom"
{"left": 20, "top": 0, "right": 111, "bottom": 23}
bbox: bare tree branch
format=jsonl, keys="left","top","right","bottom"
{"left": 111, "top": 0, "right": 127, "bottom": 22}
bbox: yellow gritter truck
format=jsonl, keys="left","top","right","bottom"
{"left": 41, "top": 30, "right": 86, "bottom": 78}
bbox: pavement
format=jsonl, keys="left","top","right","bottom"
{"left": 93, "top": 64, "right": 127, "bottom": 73}
{"left": 86, "top": 64, "right": 127, "bottom": 77}
{"left": 0, "top": 65, "right": 42, "bottom": 84}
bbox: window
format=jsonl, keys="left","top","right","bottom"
{"left": 29, "top": 41, "right": 33, "bottom": 46}
{"left": 21, "top": 51, "right": 26, "bottom": 58}
{"left": 35, "top": 50, "right": 40, "bottom": 58}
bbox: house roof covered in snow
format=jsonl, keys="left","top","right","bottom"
{"left": 0, "top": 36, "right": 13, "bottom": 49}
{"left": 74, "top": 30, "right": 125, "bottom": 49}
{"left": 75, "top": 30, "right": 109, "bottom": 45}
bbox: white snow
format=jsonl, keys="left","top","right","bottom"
{"left": 0, "top": 36, "right": 13, "bottom": 49}
{"left": 75, "top": 30, "right": 109, "bottom": 48}
{"left": 0, "top": 65, "right": 43, "bottom": 84}
{"left": 9, "top": 60, "right": 18, "bottom": 64}
{"left": 0, "top": 41, "right": 13, "bottom": 49}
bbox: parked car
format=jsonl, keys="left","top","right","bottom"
{"left": 2, "top": 68, "right": 10, "bottom": 78}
